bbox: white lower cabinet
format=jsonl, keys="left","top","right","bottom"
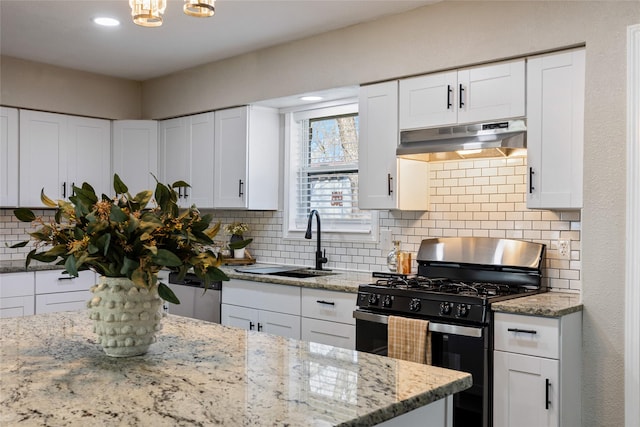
{"left": 493, "top": 311, "right": 582, "bottom": 427}
{"left": 221, "top": 279, "right": 301, "bottom": 339}
{"left": 34, "top": 270, "right": 96, "bottom": 314}
{"left": 0, "top": 272, "right": 35, "bottom": 318}
{"left": 301, "top": 288, "right": 356, "bottom": 349}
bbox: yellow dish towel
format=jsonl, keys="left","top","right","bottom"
{"left": 388, "top": 316, "right": 431, "bottom": 365}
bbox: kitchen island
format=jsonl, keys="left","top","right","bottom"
{"left": 0, "top": 311, "right": 471, "bottom": 426}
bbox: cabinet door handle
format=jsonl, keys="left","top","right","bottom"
{"left": 57, "top": 276, "right": 74, "bottom": 281}
{"left": 316, "top": 300, "right": 335, "bottom": 306}
{"left": 178, "top": 187, "right": 183, "bottom": 199}
{"left": 71, "top": 182, "right": 75, "bottom": 197}
{"left": 459, "top": 84, "right": 465, "bottom": 108}
{"left": 507, "top": 328, "right": 538, "bottom": 335}
{"left": 387, "top": 173, "right": 393, "bottom": 195}
{"left": 529, "top": 167, "right": 535, "bottom": 193}
{"left": 184, "top": 187, "right": 188, "bottom": 198}
{"left": 238, "top": 179, "right": 244, "bottom": 197}
{"left": 545, "top": 378, "right": 551, "bottom": 410}
{"left": 446, "top": 85, "right": 453, "bottom": 109}
{"left": 249, "top": 321, "right": 255, "bottom": 330}
{"left": 62, "top": 182, "right": 66, "bottom": 198}
{"left": 257, "top": 323, "right": 263, "bottom": 332}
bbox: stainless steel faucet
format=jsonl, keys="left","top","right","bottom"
{"left": 305, "top": 209, "right": 328, "bottom": 270}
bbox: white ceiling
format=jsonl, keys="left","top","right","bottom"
{"left": 0, "top": 0, "right": 435, "bottom": 82}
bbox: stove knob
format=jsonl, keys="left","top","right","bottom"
{"left": 368, "top": 294, "right": 379, "bottom": 306}
{"left": 456, "top": 304, "right": 469, "bottom": 318}
{"left": 439, "top": 302, "right": 452, "bottom": 315}
{"left": 409, "top": 298, "right": 421, "bottom": 312}
{"left": 382, "top": 295, "right": 393, "bottom": 308}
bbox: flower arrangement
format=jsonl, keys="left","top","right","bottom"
{"left": 224, "top": 222, "right": 249, "bottom": 236}
{"left": 11, "top": 174, "right": 229, "bottom": 304}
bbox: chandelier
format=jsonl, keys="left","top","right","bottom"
{"left": 129, "top": 0, "right": 215, "bottom": 27}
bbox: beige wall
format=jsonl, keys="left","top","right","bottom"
{"left": 142, "top": 2, "right": 639, "bottom": 426}
{"left": 0, "top": 56, "right": 141, "bottom": 119}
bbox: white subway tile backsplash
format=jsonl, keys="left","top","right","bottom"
{"left": 0, "top": 157, "right": 581, "bottom": 291}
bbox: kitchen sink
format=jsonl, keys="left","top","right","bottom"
{"left": 270, "top": 268, "right": 338, "bottom": 278}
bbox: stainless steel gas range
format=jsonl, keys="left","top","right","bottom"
{"left": 353, "top": 237, "right": 546, "bottom": 427}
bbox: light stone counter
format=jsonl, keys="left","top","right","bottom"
{"left": 0, "top": 259, "right": 64, "bottom": 273}
{"left": 491, "top": 292, "right": 583, "bottom": 317}
{"left": 0, "top": 311, "right": 471, "bottom": 426}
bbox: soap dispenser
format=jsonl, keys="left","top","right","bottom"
{"left": 387, "top": 240, "right": 401, "bottom": 272}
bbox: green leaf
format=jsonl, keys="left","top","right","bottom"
{"left": 172, "top": 180, "right": 191, "bottom": 189}
{"left": 158, "top": 282, "right": 180, "bottom": 304}
{"left": 109, "top": 205, "right": 128, "bottom": 223}
{"left": 30, "top": 252, "right": 58, "bottom": 263}
{"left": 205, "top": 267, "right": 230, "bottom": 283}
{"left": 40, "top": 190, "right": 58, "bottom": 208}
{"left": 113, "top": 174, "right": 128, "bottom": 194}
{"left": 155, "top": 183, "right": 170, "bottom": 211}
{"left": 14, "top": 208, "right": 36, "bottom": 222}
{"left": 44, "top": 244, "right": 68, "bottom": 257}
{"left": 133, "top": 190, "right": 153, "bottom": 207}
{"left": 73, "top": 185, "right": 98, "bottom": 206}
{"left": 64, "top": 255, "right": 78, "bottom": 277}
{"left": 120, "top": 257, "right": 139, "bottom": 277}
{"left": 152, "top": 249, "right": 182, "bottom": 267}
{"left": 9, "top": 241, "right": 29, "bottom": 248}
{"left": 228, "top": 238, "right": 252, "bottom": 250}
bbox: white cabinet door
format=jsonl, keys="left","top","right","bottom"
{"left": 214, "top": 106, "right": 279, "bottom": 210}
{"left": 35, "top": 270, "right": 96, "bottom": 294}
{"left": 0, "top": 107, "right": 19, "bottom": 206}
{"left": 214, "top": 107, "right": 248, "bottom": 209}
{"left": 399, "top": 59, "right": 525, "bottom": 130}
{"left": 221, "top": 303, "right": 258, "bottom": 331}
{"left": 457, "top": 60, "right": 525, "bottom": 124}
{"left": 301, "top": 317, "right": 355, "bottom": 349}
{"left": 187, "top": 112, "right": 215, "bottom": 208}
{"left": 159, "top": 117, "right": 191, "bottom": 207}
{"left": 399, "top": 71, "right": 458, "bottom": 130}
{"left": 19, "top": 110, "right": 66, "bottom": 206}
{"left": 493, "top": 351, "right": 559, "bottom": 427}
{"left": 527, "top": 49, "right": 585, "bottom": 209}
{"left": 0, "top": 272, "right": 35, "bottom": 318}
{"left": 35, "top": 290, "right": 93, "bottom": 314}
{"left": 112, "top": 120, "right": 158, "bottom": 193}
{"left": 359, "top": 82, "right": 430, "bottom": 210}
{"left": 67, "top": 116, "right": 111, "bottom": 197}
{"left": 258, "top": 310, "right": 300, "bottom": 339}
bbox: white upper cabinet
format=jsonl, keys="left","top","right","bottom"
{"left": 159, "top": 112, "right": 215, "bottom": 208}
{"left": 112, "top": 120, "right": 158, "bottom": 194}
{"left": 399, "top": 59, "right": 525, "bottom": 130}
{"left": 214, "top": 106, "right": 279, "bottom": 210}
{"left": 19, "top": 110, "right": 110, "bottom": 207}
{"left": 358, "top": 81, "right": 430, "bottom": 210}
{"left": 526, "top": 49, "right": 585, "bottom": 209}
{"left": 0, "top": 107, "right": 19, "bottom": 207}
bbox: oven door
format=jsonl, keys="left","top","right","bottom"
{"left": 353, "top": 309, "right": 490, "bottom": 427}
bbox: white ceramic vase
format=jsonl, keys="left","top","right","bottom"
{"left": 87, "top": 276, "right": 163, "bottom": 357}
{"left": 233, "top": 248, "right": 245, "bottom": 259}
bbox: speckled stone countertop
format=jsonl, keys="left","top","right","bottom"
{"left": 492, "top": 292, "right": 583, "bottom": 317}
{"left": 219, "top": 264, "right": 370, "bottom": 293}
{"left": 0, "top": 259, "right": 63, "bottom": 273}
{"left": 0, "top": 311, "right": 471, "bottom": 426}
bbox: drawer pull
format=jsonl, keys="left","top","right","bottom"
{"left": 545, "top": 378, "right": 551, "bottom": 410}
{"left": 316, "top": 300, "right": 335, "bottom": 306}
{"left": 58, "top": 276, "right": 75, "bottom": 281}
{"left": 249, "top": 321, "right": 255, "bottom": 330}
{"left": 507, "top": 328, "right": 537, "bottom": 335}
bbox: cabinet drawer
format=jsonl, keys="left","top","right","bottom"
{"left": 301, "top": 288, "right": 356, "bottom": 325}
{"left": 494, "top": 312, "right": 559, "bottom": 359}
{"left": 0, "top": 272, "right": 35, "bottom": 298}
{"left": 35, "top": 270, "right": 96, "bottom": 294}
{"left": 221, "top": 279, "right": 301, "bottom": 315}
{"left": 35, "top": 290, "right": 92, "bottom": 314}
{"left": 0, "top": 295, "right": 35, "bottom": 318}
{"left": 302, "top": 317, "right": 355, "bottom": 350}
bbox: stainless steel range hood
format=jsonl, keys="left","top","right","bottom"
{"left": 397, "top": 119, "right": 527, "bottom": 162}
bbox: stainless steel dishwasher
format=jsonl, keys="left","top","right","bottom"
{"left": 167, "top": 272, "right": 222, "bottom": 323}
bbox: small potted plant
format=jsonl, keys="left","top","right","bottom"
{"left": 224, "top": 222, "right": 252, "bottom": 259}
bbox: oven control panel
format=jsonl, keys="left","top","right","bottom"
{"left": 356, "top": 290, "right": 486, "bottom": 324}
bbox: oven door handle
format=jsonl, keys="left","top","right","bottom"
{"left": 352, "top": 310, "right": 483, "bottom": 338}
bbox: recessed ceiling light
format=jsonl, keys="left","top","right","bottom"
{"left": 300, "top": 96, "right": 323, "bottom": 101}
{"left": 93, "top": 17, "right": 120, "bottom": 27}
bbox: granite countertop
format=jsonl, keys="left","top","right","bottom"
{"left": 219, "top": 264, "right": 370, "bottom": 293}
{"left": 492, "top": 292, "right": 583, "bottom": 317}
{"left": 0, "top": 259, "right": 64, "bottom": 273}
{"left": 0, "top": 311, "right": 471, "bottom": 426}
